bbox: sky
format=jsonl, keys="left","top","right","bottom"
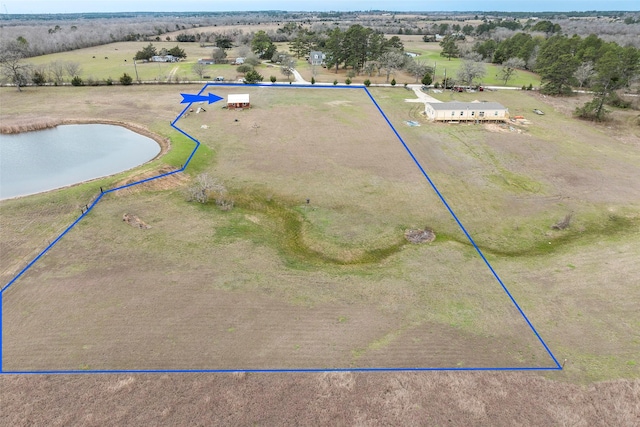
{"left": 1, "top": 0, "right": 638, "bottom": 14}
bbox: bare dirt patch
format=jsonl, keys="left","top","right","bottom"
{"left": 122, "top": 213, "right": 151, "bottom": 229}
{"left": 404, "top": 228, "right": 436, "bottom": 243}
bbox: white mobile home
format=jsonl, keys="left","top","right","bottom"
{"left": 425, "top": 101, "right": 508, "bottom": 122}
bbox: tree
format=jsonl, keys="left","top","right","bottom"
{"left": 473, "top": 39, "right": 498, "bottom": 61}
{"left": 251, "top": 30, "right": 276, "bottom": 60}
{"left": 192, "top": 62, "right": 206, "bottom": 79}
{"left": 49, "top": 61, "right": 66, "bottom": 83}
{"left": 456, "top": 60, "right": 486, "bottom": 86}
{"left": 65, "top": 62, "right": 82, "bottom": 80}
{"left": 421, "top": 73, "right": 432, "bottom": 86}
{"left": 574, "top": 62, "right": 595, "bottom": 89}
{"left": 71, "top": 76, "right": 83, "bottom": 86}
{"left": 280, "top": 56, "right": 296, "bottom": 82}
{"left": 168, "top": 45, "right": 186, "bottom": 59}
{"left": 244, "top": 69, "right": 263, "bottom": 84}
{"left": 0, "top": 41, "right": 31, "bottom": 91}
{"left": 500, "top": 57, "right": 526, "bottom": 85}
{"left": 577, "top": 46, "right": 636, "bottom": 121}
{"left": 119, "top": 73, "right": 133, "bottom": 85}
{"left": 289, "top": 32, "right": 309, "bottom": 58}
{"left": 324, "top": 27, "right": 345, "bottom": 73}
{"left": 134, "top": 43, "right": 157, "bottom": 61}
{"left": 244, "top": 55, "right": 261, "bottom": 67}
{"left": 536, "top": 35, "right": 580, "bottom": 95}
{"left": 211, "top": 47, "right": 226, "bottom": 62}
{"left": 215, "top": 36, "right": 233, "bottom": 51}
{"left": 406, "top": 58, "right": 432, "bottom": 83}
{"left": 439, "top": 35, "right": 460, "bottom": 60}
{"left": 379, "top": 50, "right": 406, "bottom": 83}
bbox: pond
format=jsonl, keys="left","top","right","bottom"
{"left": 0, "top": 124, "right": 161, "bottom": 200}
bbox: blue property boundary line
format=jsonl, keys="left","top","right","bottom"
{"left": 1, "top": 82, "right": 561, "bottom": 374}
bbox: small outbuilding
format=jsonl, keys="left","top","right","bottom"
{"left": 424, "top": 101, "right": 508, "bottom": 123}
{"left": 227, "top": 94, "right": 251, "bottom": 109}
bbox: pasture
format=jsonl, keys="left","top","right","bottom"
{"left": 0, "top": 82, "right": 638, "bottom": 381}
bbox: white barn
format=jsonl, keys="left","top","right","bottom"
{"left": 425, "top": 101, "right": 509, "bottom": 122}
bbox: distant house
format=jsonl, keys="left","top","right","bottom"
{"left": 424, "top": 101, "right": 508, "bottom": 122}
{"left": 227, "top": 94, "right": 250, "bottom": 109}
{"left": 151, "top": 55, "right": 178, "bottom": 63}
{"left": 405, "top": 52, "right": 419, "bottom": 58}
{"left": 308, "top": 51, "right": 325, "bottom": 66}
{"left": 198, "top": 58, "right": 215, "bottom": 65}
{"left": 233, "top": 57, "right": 245, "bottom": 65}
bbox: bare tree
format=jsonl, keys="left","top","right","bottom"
{"left": 49, "top": 60, "right": 66, "bottom": 83}
{"left": 574, "top": 62, "right": 595, "bottom": 89}
{"left": 0, "top": 41, "right": 31, "bottom": 91}
{"left": 64, "top": 61, "right": 81, "bottom": 79}
{"left": 500, "top": 57, "right": 526, "bottom": 86}
{"left": 185, "top": 173, "right": 227, "bottom": 205}
{"left": 363, "top": 61, "right": 378, "bottom": 77}
{"left": 456, "top": 60, "right": 486, "bottom": 86}
{"left": 379, "top": 50, "right": 406, "bottom": 83}
{"left": 280, "top": 56, "right": 296, "bottom": 82}
{"left": 192, "top": 62, "right": 206, "bottom": 79}
{"left": 211, "top": 47, "right": 226, "bottom": 63}
{"left": 406, "top": 58, "right": 432, "bottom": 83}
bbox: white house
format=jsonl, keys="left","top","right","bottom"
{"left": 308, "top": 51, "right": 325, "bottom": 66}
{"left": 424, "top": 101, "right": 508, "bottom": 122}
{"left": 227, "top": 94, "right": 251, "bottom": 109}
{"left": 151, "top": 55, "right": 178, "bottom": 63}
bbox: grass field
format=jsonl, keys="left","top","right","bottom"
{"left": 23, "top": 37, "right": 542, "bottom": 87}
{"left": 1, "top": 85, "right": 557, "bottom": 371}
{"left": 1, "top": 80, "right": 639, "bottom": 381}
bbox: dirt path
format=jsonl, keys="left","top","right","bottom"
{"left": 167, "top": 66, "right": 179, "bottom": 82}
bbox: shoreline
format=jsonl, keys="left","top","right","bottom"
{"left": 0, "top": 120, "right": 171, "bottom": 202}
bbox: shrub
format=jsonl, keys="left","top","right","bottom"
{"left": 333, "top": 79, "right": 338, "bottom": 85}
{"left": 32, "top": 71, "right": 47, "bottom": 86}
{"left": 606, "top": 92, "right": 631, "bottom": 109}
{"left": 364, "top": 79, "right": 371, "bottom": 87}
{"left": 521, "top": 85, "right": 526, "bottom": 90}
{"left": 120, "top": 73, "right": 133, "bottom": 85}
{"left": 311, "top": 77, "right": 316, "bottom": 85}
{"left": 71, "top": 76, "right": 83, "bottom": 86}
{"left": 236, "top": 64, "right": 253, "bottom": 74}
{"left": 421, "top": 74, "right": 432, "bottom": 86}
{"left": 270, "top": 75, "right": 276, "bottom": 83}
{"left": 345, "top": 78, "right": 352, "bottom": 85}
{"left": 390, "top": 78, "right": 396, "bottom": 86}
{"left": 105, "top": 77, "right": 113, "bottom": 86}
{"left": 527, "top": 83, "right": 533, "bottom": 91}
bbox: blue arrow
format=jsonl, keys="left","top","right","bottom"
{"left": 180, "top": 93, "right": 224, "bottom": 104}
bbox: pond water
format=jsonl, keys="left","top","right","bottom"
{"left": 0, "top": 124, "right": 161, "bottom": 200}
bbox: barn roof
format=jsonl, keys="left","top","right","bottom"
{"left": 228, "top": 94, "right": 250, "bottom": 103}
{"left": 427, "top": 101, "right": 506, "bottom": 111}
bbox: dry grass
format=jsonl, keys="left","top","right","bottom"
{"left": 1, "top": 373, "right": 638, "bottom": 426}
{"left": 2, "top": 84, "right": 639, "bottom": 382}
